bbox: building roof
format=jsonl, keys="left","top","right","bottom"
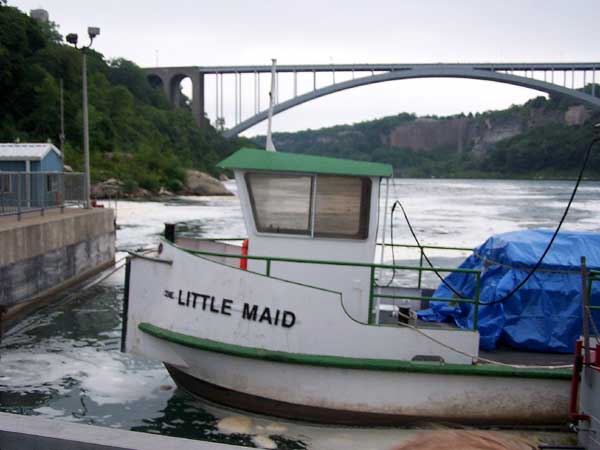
{"left": 217, "top": 148, "right": 393, "bottom": 178}
{"left": 0, "top": 143, "right": 62, "bottom": 161}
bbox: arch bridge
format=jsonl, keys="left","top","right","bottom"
{"left": 143, "top": 63, "right": 600, "bottom": 137}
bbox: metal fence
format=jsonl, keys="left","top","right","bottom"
{"left": 0, "top": 172, "right": 85, "bottom": 219}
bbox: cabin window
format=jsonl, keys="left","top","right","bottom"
{"left": 246, "top": 173, "right": 313, "bottom": 235}
{"left": 314, "top": 176, "right": 370, "bottom": 239}
{"left": 246, "top": 172, "right": 371, "bottom": 239}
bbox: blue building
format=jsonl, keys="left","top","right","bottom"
{"left": 0, "top": 143, "right": 64, "bottom": 209}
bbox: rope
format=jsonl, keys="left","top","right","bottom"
{"left": 396, "top": 133, "right": 600, "bottom": 306}
{"left": 395, "top": 310, "right": 572, "bottom": 369}
{"left": 586, "top": 305, "right": 600, "bottom": 346}
{"left": 379, "top": 176, "right": 402, "bottom": 287}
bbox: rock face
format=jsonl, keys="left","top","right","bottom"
{"left": 564, "top": 105, "right": 591, "bottom": 126}
{"left": 184, "top": 170, "right": 233, "bottom": 196}
{"left": 387, "top": 117, "right": 470, "bottom": 152}
{"left": 90, "top": 170, "right": 232, "bottom": 199}
{"left": 91, "top": 178, "right": 124, "bottom": 198}
{"left": 270, "top": 99, "right": 593, "bottom": 159}
{"left": 91, "top": 178, "right": 152, "bottom": 199}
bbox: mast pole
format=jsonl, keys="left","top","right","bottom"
{"left": 380, "top": 177, "right": 390, "bottom": 265}
{"left": 375, "top": 177, "right": 390, "bottom": 325}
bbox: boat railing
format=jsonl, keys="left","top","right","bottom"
{"left": 173, "top": 237, "right": 482, "bottom": 331}
{"left": 377, "top": 242, "right": 473, "bottom": 289}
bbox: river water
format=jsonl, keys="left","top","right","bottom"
{"left": 1, "top": 178, "right": 598, "bottom": 449}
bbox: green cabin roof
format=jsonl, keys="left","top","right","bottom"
{"left": 217, "top": 148, "right": 393, "bottom": 178}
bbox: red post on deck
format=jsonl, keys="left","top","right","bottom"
{"left": 240, "top": 239, "right": 249, "bottom": 270}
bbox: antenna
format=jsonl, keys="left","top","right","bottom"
{"left": 265, "top": 58, "right": 277, "bottom": 152}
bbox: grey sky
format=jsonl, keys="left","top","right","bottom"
{"left": 11, "top": 0, "right": 600, "bottom": 135}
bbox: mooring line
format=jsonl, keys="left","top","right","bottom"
{"left": 395, "top": 310, "right": 572, "bottom": 370}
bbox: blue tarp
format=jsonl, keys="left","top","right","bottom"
{"left": 417, "top": 229, "right": 600, "bottom": 353}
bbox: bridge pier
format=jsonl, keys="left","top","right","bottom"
{"left": 146, "top": 67, "right": 206, "bottom": 127}
{"left": 191, "top": 72, "right": 205, "bottom": 127}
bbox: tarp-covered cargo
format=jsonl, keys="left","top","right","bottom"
{"left": 418, "top": 229, "right": 600, "bottom": 352}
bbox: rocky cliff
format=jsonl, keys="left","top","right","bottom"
{"left": 383, "top": 105, "right": 590, "bottom": 154}
{"left": 267, "top": 98, "right": 593, "bottom": 158}
{"left": 257, "top": 94, "right": 600, "bottom": 178}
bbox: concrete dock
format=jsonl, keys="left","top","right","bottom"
{"left": 0, "top": 207, "right": 115, "bottom": 324}
{"left": 0, "top": 412, "right": 248, "bottom": 450}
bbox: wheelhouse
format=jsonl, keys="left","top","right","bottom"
{"left": 218, "top": 148, "right": 392, "bottom": 322}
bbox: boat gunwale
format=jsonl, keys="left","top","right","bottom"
{"left": 138, "top": 322, "right": 571, "bottom": 380}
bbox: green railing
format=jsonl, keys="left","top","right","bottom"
{"left": 173, "top": 238, "right": 482, "bottom": 331}
{"left": 377, "top": 242, "right": 472, "bottom": 289}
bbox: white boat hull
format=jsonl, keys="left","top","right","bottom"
{"left": 159, "top": 342, "right": 569, "bottom": 425}
{"left": 124, "top": 241, "right": 571, "bottom": 425}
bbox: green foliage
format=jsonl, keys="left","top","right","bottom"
{"left": 0, "top": 6, "right": 243, "bottom": 194}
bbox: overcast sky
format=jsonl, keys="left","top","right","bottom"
{"left": 11, "top": 0, "right": 600, "bottom": 135}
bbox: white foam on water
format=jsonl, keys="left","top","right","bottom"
{"left": 0, "top": 344, "right": 172, "bottom": 406}
{"left": 33, "top": 406, "right": 68, "bottom": 417}
{"left": 217, "top": 415, "right": 255, "bottom": 434}
{"left": 252, "top": 435, "right": 277, "bottom": 449}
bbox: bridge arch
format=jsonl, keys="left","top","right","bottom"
{"left": 169, "top": 73, "right": 192, "bottom": 109}
{"left": 223, "top": 67, "right": 600, "bottom": 138}
{"left": 147, "top": 73, "right": 164, "bottom": 90}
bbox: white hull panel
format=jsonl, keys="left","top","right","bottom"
{"left": 154, "top": 336, "right": 568, "bottom": 424}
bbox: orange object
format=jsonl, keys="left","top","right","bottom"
{"left": 240, "top": 239, "right": 249, "bottom": 270}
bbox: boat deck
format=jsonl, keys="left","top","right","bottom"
{"left": 479, "top": 347, "right": 573, "bottom": 366}
{"left": 375, "top": 286, "right": 574, "bottom": 367}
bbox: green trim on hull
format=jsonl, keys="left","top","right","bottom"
{"left": 138, "top": 322, "right": 571, "bottom": 380}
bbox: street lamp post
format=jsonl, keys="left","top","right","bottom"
{"left": 66, "top": 27, "right": 100, "bottom": 209}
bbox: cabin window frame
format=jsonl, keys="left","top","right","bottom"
{"left": 245, "top": 171, "right": 372, "bottom": 240}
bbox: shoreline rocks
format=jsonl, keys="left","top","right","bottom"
{"left": 183, "top": 169, "right": 233, "bottom": 196}
{"left": 90, "top": 170, "right": 232, "bottom": 199}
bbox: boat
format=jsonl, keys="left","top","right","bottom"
{"left": 120, "top": 146, "right": 584, "bottom": 426}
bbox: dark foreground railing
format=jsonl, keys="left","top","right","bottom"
{"left": 0, "top": 171, "right": 85, "bottom": 219}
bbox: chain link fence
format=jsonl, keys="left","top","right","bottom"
{"left": 0, "top": 172, "right": 85, "bottom": 219}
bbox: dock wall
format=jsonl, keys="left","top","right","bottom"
{"left": 0, "top": 209, "right": 115, "bottom": 316}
